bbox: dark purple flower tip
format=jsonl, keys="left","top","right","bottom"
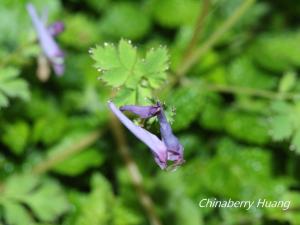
{"left": 48, "top": 21, "right": 65, "bottom": 36}
{"left": 109, "top": 101, "right": 185, "bottom": 170}
{"left": 120, "top": 104, "right": 160, "bottom": 119}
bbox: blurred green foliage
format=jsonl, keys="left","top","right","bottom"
{"left": 1, "top": 0, "right": 300, "bottom": 225}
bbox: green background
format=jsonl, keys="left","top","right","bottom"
{"left": 1, "top": 0, "right": 300, "bottom": 224}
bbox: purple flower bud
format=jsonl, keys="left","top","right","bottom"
{"left": 48, "top": 21, "right": 65, "bottom": 36}
{"left": 108, "top": 101, "right": 184, "bottom": 169}
{"left": 120, "top": 104, "right": 160, "bottom": 119}
{"left": 26, "top": 3, "right": 64, "bottom": 76}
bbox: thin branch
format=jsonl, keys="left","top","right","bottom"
{"left": 184, "top": 0, "right": 211, "bottom": 58}
{"left": 32, "top": 130, "right": 101, "bottom": 175}
{"left": 109, "top": 113, "right": 162, "bottom": 225}
{"left": 180, "top": 78, "right": 300, "bottom": 100}
{"left": 176, "top": 0, "right": 256, "bottom": 79}
{"left": 204, "top": 83, "right": 300, "bottom": 100}
{"left": 0, "top": 40, "right": 35, "bottom": 68}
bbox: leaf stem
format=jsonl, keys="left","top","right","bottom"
{"left": 183, "top": 0, "right": 211, "bottom": 58}
{"left": 176, "top": 0, "right": 255, "bottom": 79}
{"left": 109, "top": 113, "right": 163, "bottom": 225}
{"left": 184, "top": 80, "right": 300, "bottom": 100}
{"left": 0, "top": 40, "right": 36, "bottom": 68}
{"left": 32, "top": 130, "right": 101, "bottom": 175}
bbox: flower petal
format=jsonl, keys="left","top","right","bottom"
{"left": 108, "top": 101, "right": 167, "bottom": 168}
{"left": 27, "top": 3, "right": 64, "bottom": 76}
{"left": 120, "top": 104, "right": 160, "bottom": 119}
{"left": 156, "top": 103, "right": 184, "bottom": 165}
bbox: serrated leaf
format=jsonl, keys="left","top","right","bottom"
{"left": 91, "top": 40, "right": 169, "bottom": 105}
{"left": 0, "top": 67, "right": 30, "bottom": 109}
{"left": 1, "top": 173, "right": 69, "bottom": 224}
{"left": 24, "top": 180, "right": 69, "bottom": 222}
{"left": 91, "top": 40, "right": 137, "bottom": 87}
{"left": 139, "top": 47, "right": 169, "bottom": 89}
{"left": 118, "top": 39, "right": 137, "bottom": 70}
{"left": 3, "top": 173, "right": 39, "bottom": 198}
{"left": 2, "top": 200, "right": 34, "bottom": 225}
{"left": 268, "top": 101, "right": 300, "bottom": 153}
{"left": 269, "top": 115, "right": 293, "bottom": 141}
{"left": 73, "top": 174, "right": 114, "bottom": 225}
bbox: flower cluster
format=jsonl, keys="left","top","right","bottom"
{"left": 109, "top": 101, "right": 184, "bottom": 170}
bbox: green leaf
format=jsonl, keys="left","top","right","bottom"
{"left": 2, "top": 121, "right": 30, "bottom": 155}
{"left": 139, "top": 47, "right": 169, "bottom": 89}
{"left": 0, "top": 67, "right": 30, "bottom": 109}
{"left": 53, "top": 148, "right": 104, "bottom": 176}
{"left": 60, "top": 14, "right": 101, "bottom": 49}
{"left": 228, "top": 56, "right": 276, "bottom": 90}
{"left": 167, "top": 86, "right": 204, "bottom": 131}
{"left": 269, "top": 115, "right": 293, "bottom": 141}
{"left": 2, "top": 200, "right": 34, "bottom": 225}
{"left": 199, "top": 138, "right": 288, "bottom": 200}
{"left": 72, "top": 174, "right": 115, "bottom": 225}
{"left": 198, "top": 93, "right": 225, "bottom": 131}
{"left": 114, "top": 87, "right": 136, "bottom": 106}
{"left": 252, "top": 31, "right": 300, "bottom": 72}
{"left": 151, "top": 0, "right": 200, "bottom": 28}
{"left": 24, "top": 180, "right": 69, "bottom": 222}
{"left": 100, "top": 2, "right": 151, "bottom": 40}
{"left": 91, "top": 40, "right": 169, "bottom": 105}
{"left": 224, "top": 110, "right": 269, "bottom": 144}
{"left": 279, "top": 70, "right": 297, "bottom": 93}
{"left": 32, "top": 114, "right": 67, "bottom": 145}
{"left": 268, "top": 101, "right": 300, "bottom": 153}
{"left": 1, "top": 173, "right": 69, "bottom": 224}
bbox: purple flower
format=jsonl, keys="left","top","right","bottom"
{"left": 26, "top": 3, "right": 64, "bottom": 76}
{"left": 120, "top": 104, "right": 161, "bottom": 119}
{"left": 47, "top": 21, "right": 65, "bottom": 37}
{"left": 108, "top": 101, "right": 184, "bottom": 170}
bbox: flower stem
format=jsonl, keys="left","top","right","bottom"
{"left": 184, "top": 0, "right": 211, "bottom": 58}
{"left": 109, "top": 113, "right": 163, "bottom": 225}
{"left": 181, "top": 79, "right": 300, "bottom": 100}
{"left": 176, "top": 0, "right": 255, "bottom": 79}
{"left": 32, "top": 130, "right": 101, "bottom": 175}
{"left": 0, "top": 40, "right": 36, "bottom": 68}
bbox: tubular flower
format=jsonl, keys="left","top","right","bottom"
{"left": 108, "top": 101, "right": 184, "bottom": 170}
{"left": 26, "top": 3, "right": 64, "bottom": 76}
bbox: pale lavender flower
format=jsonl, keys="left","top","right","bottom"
{"left": 108, "top": 101, "right": 184, "bottom": 169}
{"left": 26, "top": 3, "right": 64, "bottom": 76}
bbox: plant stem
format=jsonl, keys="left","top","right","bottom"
{"left": 0, "top": 40, "right": 36, "bottom": 68}
{"left": 193, "top": 82, "right": 300, "bottom": 100}
{"left": 109, "top": 113, "right": 162, "bottom": 225}
{"left": 32, "top": 130, "right": 101, "bottom": 175}
{"left": 176, "top": 0, "right": 255, "bottom": 79}
{"left": 184, "top": 0, "right": 211, "bottom": 58}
